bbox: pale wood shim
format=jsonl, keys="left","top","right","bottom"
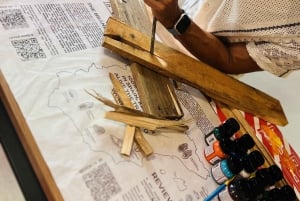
{"left": 120, "top": 125, "right": 136, "bottom": 156}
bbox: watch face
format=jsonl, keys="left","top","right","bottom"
{"left": 176, "top": 15, "right": 191, "bottom": 34}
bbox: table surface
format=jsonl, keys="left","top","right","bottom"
{"left": 0, "top": 0, "right": 299, "bottom": 200}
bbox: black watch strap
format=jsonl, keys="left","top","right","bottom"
{"left": 167, "top": 11, "right": 191, "bottom": 35}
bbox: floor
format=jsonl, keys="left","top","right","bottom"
{"left": 0, "top": 143, "right": 25, "bottom": 201}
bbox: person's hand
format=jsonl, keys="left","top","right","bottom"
{"left": 144, "top": 0, "right": 182, "bottom": 28}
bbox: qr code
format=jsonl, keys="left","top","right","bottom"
{"left": 83, "top": 163, "right": 121, "bottom": 201}
{"left": 11, "top": 38, "right": 46, "bottom": 61}
{"left": 0, "top": 9, "right": 29, "bottom": 30}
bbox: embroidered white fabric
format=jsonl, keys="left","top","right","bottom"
{"left": 191, "top": 0, "right": 300, "bottom": 76}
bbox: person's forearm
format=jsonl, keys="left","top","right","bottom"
{"left": 143, "top": 0, "right": 261, "bottom": 74}
{"left": 175, "top": 21, "right": 261, "bottom": 74}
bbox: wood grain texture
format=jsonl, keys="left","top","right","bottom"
{"left": 0, "top": 70, "right": 64, "bottom": 201}
{"left": 104, "top": 111, "right": 189, "bottom": 132}
{"left": 134, "top": 128, "right": 153, "bottom": 156}
{"left": 130, "top": 63, "right": 183, "bottom": 119}
{"left": 110, "top": 0, "right": 183, "bottom": 119}
{"left": 120, "top": 125, "right": 136, "bottom": 156}
{"left": 102, "top": 17, "right": 288, "bottom": 126}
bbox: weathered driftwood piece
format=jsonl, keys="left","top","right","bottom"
{"left": 130, "top": 63, "right": 183, "bottom": 120}
{"left": 102, "top": 17, "right": 288, "bottom": 126}
{"left": 109, "top": 0, "right": 183, "bottom": 119}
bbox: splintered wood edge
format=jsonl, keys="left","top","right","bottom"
{"left": 0, "top": 70, "right": 64, "bottom": 201}
{"left": 104, "top": 111, "right": 189, "bottom": 132}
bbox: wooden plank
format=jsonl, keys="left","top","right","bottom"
{"left": 131, "top": 63, "right": 183, "bottom": 119}
{"left": 0, "top": 70, "right": 64, "bottom": 201}
{"left": 102, "top": 17, "right": 288, "bottom": 126}
{"left": 109, "top": 0, "right": 183, "bottom": 119}
{"left": 109, "top": 0, "right": 152, "bottom": 34}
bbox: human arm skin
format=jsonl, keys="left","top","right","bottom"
{"left": 144, "top": 0, "right": 262, "bottom": 74}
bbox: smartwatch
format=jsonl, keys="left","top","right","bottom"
{"left": 167, "top": 11, "right": 191, "bottom": 35}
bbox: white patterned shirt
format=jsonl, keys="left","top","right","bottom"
{"left": 186, "top": 0, "right": 300, "bottom": 76}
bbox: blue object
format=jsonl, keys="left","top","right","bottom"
{"left": 220, "top": 160, "right": 235, "bottom": 179}
{"left": 204, "top": 183, "right": 226, "bottom": 201}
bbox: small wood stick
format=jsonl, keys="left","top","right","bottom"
{"left": 134, "top": 128, "right": 153, "bottom": 156}
{"left": 120, "top": 125, "right": 136, "bottom": 156}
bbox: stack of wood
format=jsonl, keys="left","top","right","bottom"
{"left": 86, "top": 74, "right": 190, "bottom": 157}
